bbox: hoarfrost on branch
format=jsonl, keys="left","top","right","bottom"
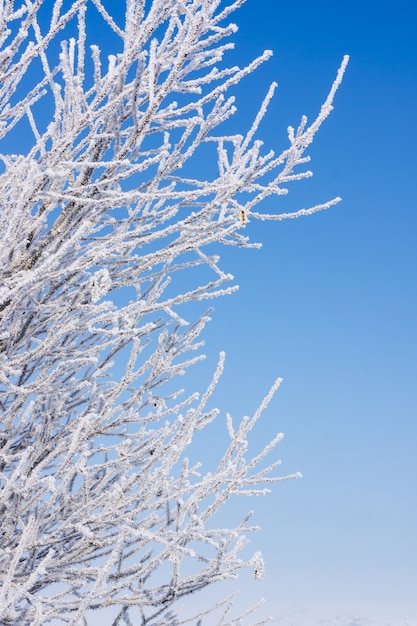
{"left": 0, "top": 0, "right": 347, "bottom": 624}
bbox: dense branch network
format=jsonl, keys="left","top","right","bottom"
{"left": 0, "top": 1, "right": 347, "bottom": 624}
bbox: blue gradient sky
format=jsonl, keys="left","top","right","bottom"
{"left": 192, "top": 0, "right": 417, "bottom": 622}
{"left": 7, "top": 0, "right": 416, "bottom": 623}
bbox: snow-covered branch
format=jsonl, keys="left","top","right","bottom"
{"left": 0, "top": 1, "right": 347, "bottom": 624}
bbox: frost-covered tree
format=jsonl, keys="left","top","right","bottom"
{"left": 0, "top": 0, "right": 347, "bottom": 624}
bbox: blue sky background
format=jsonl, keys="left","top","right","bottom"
{"left": 4, "top": 0, "right": 415, "bottom": 623}
{"left": 189, "top": 0, "right": 417, "bottom": 623}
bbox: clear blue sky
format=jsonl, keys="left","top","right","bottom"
{"left": 190, "top": 0, "right": 417, "bottom": 623}
{"left": 7, "top": 0, "right": 416, "bottom": 623}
